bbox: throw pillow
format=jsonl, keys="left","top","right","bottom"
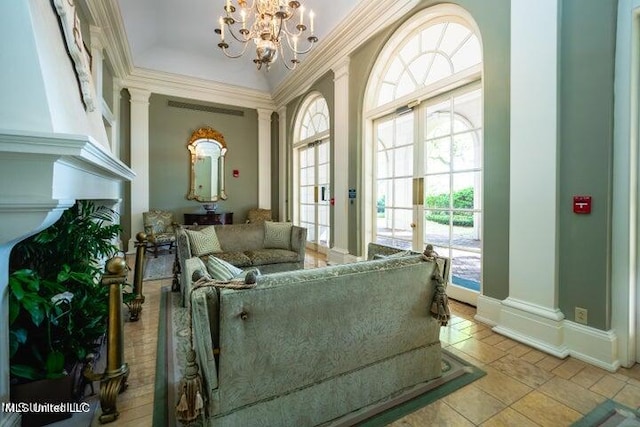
{"left": 233, "top": 267, "right": 262, "bottom": 280}
{"left": 206, "top": 256, "right": 243, "bottom": 281}
{"left": 185, "top": 226, "right": 222, "bottom": 257}
{"left": 264, "top": 221, "right": 293, "bottom": 250}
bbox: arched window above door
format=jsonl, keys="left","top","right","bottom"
{"left": 297, "top": 95, "right": 330, "bottom": 142}
{"left": 369, "top": 15, "right": 482, "bottom": 110}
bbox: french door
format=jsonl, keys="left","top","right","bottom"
{"left": 297, "top": 140, "right": 330, "bottom": 253}
{"left": 374, "top": 87, "right": 483, "bottom": 305}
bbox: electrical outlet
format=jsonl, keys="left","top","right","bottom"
{"left": 575, "top": 307, "right": 588, "bottom": 324}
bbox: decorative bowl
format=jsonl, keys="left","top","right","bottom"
{"left": 202, "top": 203, "right": 217, "bottom": 212}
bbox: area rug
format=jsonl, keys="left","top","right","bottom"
{"left": 153, "top": 287, "right": 485, "bottom": 426}
{"left": 573, "top": 399, "right": 640, "bottom": 426}
{"left": 143, "top": 253, "right": 175, "bottom": 281}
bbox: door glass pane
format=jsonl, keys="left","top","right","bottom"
{"left": 452, "top": 132, "right": 479, "bottom": 171}
{"left": 377, "top": 209, "right": 394, "bottom": 246}
{"left": 424, "top": 209, "right": 450, "bottom": 248}
{"left": 395, "top": 114, "right": 414, "bottom": 147}
{"left": 425, "top": 174, "right": 450, "bottom": 209}
{"left": 453, "top": 89, "right": 482, "bottom": 130}
{"left": 318, "top": 142, "right": 329, "bottom": 163}
{"left": 426, "top": 100, "right": 451, "bottom": 138}
{"left": 452, "top": 212, "right": 481, "bottom": 252}
{"left": 425, "top": 137, "right": 451, "bottom": 174}
{"left": 377, "top": 179, "right": 391, "bottom": 219}
{"left": 452, "top": 172, "right": 480, "bottom": 209}
{"left": 377, "top": 150, "right": 392, "bottom": 178}
{"left": 394, "top": 145, "right": 413, "bottom": 177}
{"left": 301, "top": 187, "right": 314, "bottom": 203}
{"left": 318, "top": 163, "right": 329, "bottom": 186}
{"left": 394, "top": 178, "right": 413, "bottom": 208}
{"left": 451, "top": 248, "right": 481, "bottom": 292}
{"left": 304, "top": 222, "right": 316, "bottom": 242}
{"left": 393, "top": 209, "right": 413, "bottom": 244}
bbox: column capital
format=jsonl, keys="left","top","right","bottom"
{"left": 332, "top": 57, "right": 350, "bottom": 81}
{"left": 89, "top": 25, "right": 105, "bottom": 52}
{"left": 127, "top": 87, "right": 151, "bottom": 104}
{"left": 257, "top": 108, "right": 274, "bottom": 120}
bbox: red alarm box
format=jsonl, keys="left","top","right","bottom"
{"left": 573, "top": 196, "right": 591, "bottom": 214}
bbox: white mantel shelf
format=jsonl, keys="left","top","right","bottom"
{"left": 0, "top": 129, "right": 135, "bottom": 182}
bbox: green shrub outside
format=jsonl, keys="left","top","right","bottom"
{"left": 376, "top": 187, "right": 476, "bottom": 227}
{"left": 425, "top": 187, "right": 474, "bottom": 227}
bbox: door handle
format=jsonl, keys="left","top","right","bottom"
{"left": 410, "top": 223, "right": 416, "bottom": 228}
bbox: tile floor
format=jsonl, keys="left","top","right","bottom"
{"left": 99, "top": 251, "right": 640, "bottom": 426}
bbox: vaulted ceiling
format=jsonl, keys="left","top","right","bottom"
{"left": 115, "top": 0, "right": 362, "bottom": 93}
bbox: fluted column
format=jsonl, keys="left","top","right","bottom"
{"left": 257, "top": 108, "right": 273, "bottom": 210}
{"left": 127, "top": 88, "right": 151, "bottom": 252}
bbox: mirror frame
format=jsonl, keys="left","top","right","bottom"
{"left": 186, "top": 127, "right": 228, "bottom": 202}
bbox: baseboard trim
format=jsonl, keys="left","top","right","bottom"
{"left": 475, "top": 295, "right": 500, "bottom": 326}
{"left": 493, "top": 324, "right": 569, "bottom": 359}
{"left": 473, "top": 295, "right": 619, "bottom": 369}
{"left": 564, "top": 321, "right": 620, "bottom": 372}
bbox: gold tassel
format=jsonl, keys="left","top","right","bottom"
{"left": 175, "top": 349, "right": 205, "bottom": 424}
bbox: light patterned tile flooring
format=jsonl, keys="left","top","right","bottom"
{"left": 100, "top": 251, "right": 640, "bottom": 426}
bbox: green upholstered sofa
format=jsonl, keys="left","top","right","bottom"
{"left": 175, "top": 223, "right": 307, "bottom": 304}
{"left": 185, "top": 244, "right": 445, "bottom": 426}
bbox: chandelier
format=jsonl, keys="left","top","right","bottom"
{"left": 215, "top": 0, "right": 318, "bottom": 70}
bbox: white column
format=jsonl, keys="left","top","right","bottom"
{"left": 278, "top": 106, "right": 288, "bottom": 221}
{"left": 127, "top": 88, "right": 151, "bottom": 253}
{"left": 490, "top": 0, "right": 565, "bottom": 355}
{"left": 328, "top": 58, "right": 354, "bottom": 264}
{"left": 257, "top": 108, "right": 273, "bottom": 210}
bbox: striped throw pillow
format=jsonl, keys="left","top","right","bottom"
{"left": 264, "top": 221, "right": 292, "bottom": 250}
{"left": 206, "top": 256, "right": 243, "bottom": 280}
{"left": 185, "top": 226, "right": 222, "bottom": 257}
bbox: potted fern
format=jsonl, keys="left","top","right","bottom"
{"left": 8, "top": 201, "right": 121, "bottom": 425}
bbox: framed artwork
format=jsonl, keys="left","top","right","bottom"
{"left": 53, "top": 0, "right": 96, "bottom": 112}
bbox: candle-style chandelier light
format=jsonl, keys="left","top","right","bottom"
{"left": 215, "top": 0, "right": 318, "bottom": 71}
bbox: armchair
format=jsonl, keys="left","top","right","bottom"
{"left": 142, "top": 210, "right": 177, "bottom": 258}
{"left": 246, "top": 208, "right": 272, "bottom": 224}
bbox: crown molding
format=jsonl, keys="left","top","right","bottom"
{"left": 122, "top": 67, "right": 275, "bottom": 110}
{"left": 272, "top": 0, "right": 420, "bottom": 107}
{"left": 85, "top": 0, "right": 134, "bottom": 79}
{"left": 87, "top": 0, "right": 418, "bottom": 110}
{"left": 88, "top": 0, "right": 274, "bottom": 110}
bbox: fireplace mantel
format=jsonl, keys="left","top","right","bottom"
{"left": 0, "top": 129, "right": 134, "bottom": 427}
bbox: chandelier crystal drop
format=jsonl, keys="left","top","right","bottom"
{"left": 215, "top": 0, "right": 318, "bottom": 71}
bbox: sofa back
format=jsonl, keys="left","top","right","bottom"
{"left": 203, "top": 255, "right": 441, "bottom": 414}
{"left": 214, "top": 223, "right": 264, "bottom": 252}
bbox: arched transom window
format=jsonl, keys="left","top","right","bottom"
{"left": 298, "top": 96, "right": 330, "bottom": 142}
{"left": 374, "top": 18, "right": 481, "bottom": 108}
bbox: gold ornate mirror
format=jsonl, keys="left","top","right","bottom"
{"left": 186, "top": 127, "right": 228, "bottom": 202}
